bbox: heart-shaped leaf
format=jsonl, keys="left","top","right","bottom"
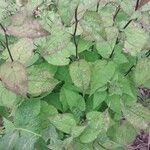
{"left": 0, "top": 61, "right": 28, "bottom": 96}
{"left": 2, "top": 38, "right": 34, "bottom": 65}
{"left": 69, "top": 59, "right": 91, "bottom": 92}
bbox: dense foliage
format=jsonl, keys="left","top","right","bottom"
{"left": 0, "top": 0, "right": 150, "bottom": 150}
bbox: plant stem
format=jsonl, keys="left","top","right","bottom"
{"left": 123, "top": 0, "right": 140, "bottom": 29}
{"left": 73, "top": 7, "right": 79, "bottom": 60}
{"left": 146, "top": 50, "right": 150, "bottom": 57}
{"left": 97, "top": 142, "right": 110, "bottom": 150}
{"left": 0, "top": 23, "right": 14, "bottom": 62}
{"left": 135, "top": 0, "right": 140, "bottom": 11}
{"left": 123, "top": 19, "right": 133, "bottom": 29}
{"left": 96, "top": 1, "right": 100, "bottom": 12}
{"left": 124, "top": 65, "right": 135, "bottom": 76}
{"left": 113, "top": 5, "right": 120, "bottom": 22}
{"left": 111, "top": 0, "right": 140, "bottom": 56}
{"left": 108, "top": 5, "right": 121, "bottom": 58}
{"left": 109, "top": 34, "right": 120, "bottom": 58}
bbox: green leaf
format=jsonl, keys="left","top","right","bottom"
{"left": 14, "top": 99, "right": 55, "bottom": 148}
{"left": 108, "top": 73, "right": 122, "bottom": 96}
{"left": 80, "top": 111, "right": 109, "bottom": 143}
{"left": 86, "top": 111, "right": 109, "bottom": 129}
{"left": 62, "top": 137, "right": 73, "bottom": 150}
{"left": 78, "top": 0, "right": 100, "bottom": 14}
{"left": 96, "top": 41, "right": 112, "bottom": 59}
{"left": 73, "top": 139, "right": 93, "bottom": 150}
{"left": 120, "top": 0, "right": 135, "bottom": 15}
{"left": 40, "top": 101, "right": 58, "bottom": 129}
{"left": 0, "top": 106, "right": 9, "bottom": 118}
{"left": 25, "top": 53, "right": 40, "bottom": 67}
{"left": 119, "top": 75, "right": 136, "bottom": 99}
{"left": 100, "top": 4, "right": 116, "bottom": 27}
{"left": 27, "top": 65, "right": 59, "bottom": 96}
{"left": 107, "top": 121, "right": 137, "bottom": 145}
{"left": 49, "top": 113, "right": 76, "bottom": 134}
{"left": 14, "top": 132, "right": 38, "bottom": 150}
{"left": 115, "top": 10, "right": 129, "bottom": 29}
{"left": 0, "top": 131, "right": 19, "bottom": 150}
{"left": 135, "top": 58, "right": 150, "bottom": 88}
{"left": 105, "top": 26, "right": 118, "bottom": 49}
{"left": 41, "top": 101, "right": 58, "bottom": 117}
{"left": 107, "top": 95, "right": 121, "bottom": 113}
{"left": 80, "top": 50, "right": 99, "bottom": 62}
{"left": 97, "top": 132, "right": 122, "bottom": 150}
{"left": 44, "top": 43, "right": 75, "bottom": 66}
{"left": 14, "top": 99, "right": 41, "bottom": 133}
{"left": 42, "top": 24, "right": 71, "bottom": 55}
{"left": 1, "top": 1, "right": 150, "bottom": 148}
{"left": 3, "top": 118, "right": 15, "bottom": 133}
{"left": 42, "top": 125, "right": 63, "bottom": 150}
{"left": 78, "top": 37, "right": 92, "bottom": 53}
{"left": 2, "top": 38, "right": 34, "bottom": 65}
{"left": 124, "top": 23, "right": 149, "bottom": 56}
{"left": 42, "top": 124, "right": 59, "bottom": 144}
{"left": 140, "top": 1, "right": 150, "bottom": 11}
{"left": 80, "top": 10, "right": 105, "bottom": 41}
{"left": 113, "top": 45, "right": 129, "bottom": 64}
{"left": 60, "top": 86, "right": 86, "bottom": 111}
{"left": 71, "top": 125, "right": 86, "bottom": 138}
{"left": 80, "top": 127, "right": 100, "bottom": 143}
{"left": 122, "top": 103, "right": 150, "bottom": 129}
{"left": 35, "top": 138, "right": 48, "bottom": 150}
{"left": 55, "top": 66, "right": 72, "bottom": 83}
{"left": 58, "top": 0, "right": 79, "bottom": 26}
{"left": 90, "top": 61, "right": 116, "bottom": 95}
{"left": 0, "top": 82, "right": 16, "bottom": 108}
{"left": 0, "top": 61, "right": 28, "bottom": 96}
{"left": 0, "top": 0, "right": 8, "bottom": 21}
{"left": 26, "top": 0, "right": 43, "bottom": 11}
{"left": 36, "top": 62, "right": 58, "bottom": 76}
{"left": 93, "top": 91, "right": 107, "bottom": 109}
{"left": 69, "top": 59, "right": 91, "bottom": 92}
{"left": 59, "top": 89, "right": 68, "bottom": 112}
{"left": 42, "top": 93, "right": 63, "bottom": 112}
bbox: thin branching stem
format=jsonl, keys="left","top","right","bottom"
{"left": 124, "top": 65, "right": 135, "bottom": 76}
{"left": 110, "top": 0, "right": 140, "bottom": 57}
{"left": 109, "top": 34, "right": 120, "bottom": 58}
{"left": 73, "top": 6, "right": 79, "bottom": 60}
{"left": 96, "top": 0, "right": 100, "bottom": 12}
{"left": 0, "top": 23, "right": 14, "bottom": 62}
{"left": 146, "top": 50, "right": 150, "bottom": 57}
{"left": 109, "top": 5, "right": 121, "bottom": 58}
{"left": 97, "top": 142, "right": 110, "bottom": 150}
{"left": 123, "top": 0, "right": 140, "bottom": 29}
{"left": 113, "top": 5, "right": 120, "bottom": 22}
{"left": 135, "top": 0, "right": 140, "bottom": 11}
{"left": 123, "top": 19, "right": 133, "bottom": 29}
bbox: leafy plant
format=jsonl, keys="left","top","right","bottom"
{"left": 0, "top": 0, "right": 150, "bottom": 150}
